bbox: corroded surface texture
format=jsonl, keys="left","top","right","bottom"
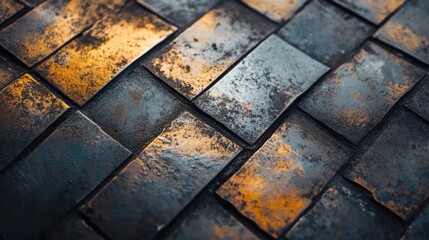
{"left": 0, "top": 0, "right": 126, "bottom": 67}
{"left": 0, "top": 74, "right": 68, "bottom": 170}
{"left": 144, "top": 1, "right": 275, "bottom": 99}
{"left": 0, "top": 0, "right": 23, "bottom": 24}
{"left": 406, "top": 77, "right": 429, "bottom": 121}
{"left": 20, "top": 0, "right": 45, "bottom": 7}
{"left": 286, "top": 177, "right": 405, "bottom": 240}
{"left": 278, "top": 0, "right": 374, "bottom": 67}
{"left": 0, "top": 55, "right": 23, "bottom": 89}
{"left": 217, "top": 111, "right": 351, "bottom": 237}
{"left": 374, "top": 0, "right": 429, "bottom": 64}
{"left": 242, "top": 0, "right": 309, "bottom": 22}
{"left": 332, "top": 0, "right": 406, "bottom": 24}
{"left": 300, "top": 42, "right": 425, "bottom": 144}
{"left": 84, "top": 67, "right": 183, "bottom": 151}
{"left": 82, "top": 112, "right": 241, "bottom": 240}
{"left": 45, "top": 213, "right": 102, "bottom": 240}
{"left": 137, "top": 0, "right": 220, "bottom": 27}
{"left": 0, "top": 111, "right": 131, "bottom": 239}
{"left": 195, "top": 35, "right": 328, "bottom": 144}
{"left": 343, "top": 110, "right": 429, "bottom": 220}
{"left": 403, "top": 205, "right": 429, "bottom": 240}
{"left": 37, "top": 3, "right": 176, "bottom": 106}
{"left": 167, "top": 197, "right": 258, "bottom": 240}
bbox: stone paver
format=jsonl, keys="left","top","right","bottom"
{"left": 0, "top": 55, "right": 23, "bottom": 89}
{"left": 45, "top": 213, "right": 103, "bottom": 240}
{"left": 137, "top": 0, "right": 220, "bottom": 27}
{"left": 0, "top": 0, "right": 126, "bottom": 67}
{"left": 300, "top": 42, "right": 425, "bottom": 144}
{"left": 406, "top": 76, "right": 429, "bottom": 121}
{"left": 343, "top": 110, "right": 429, "bottom": 220}
{"left": 195, "top": 35, "right": 328, "bottom": 144}
{"left": 0, "top": 74, "right": 69, "bottom": 170}
{"left": 167, "top": 197, "right": 258, "bottom": 240}
{"left": 277, "top": 0, "right": 374, "bottom": 67}
{"left": 36, "top": 2, "right": 176, "bottom": 106}
{"left": 332, "top": 0, "right": 406, "bottom": 24}
{"left": 0, "top": 0, "right": 23, "bottom": 25}
{"left": 242, "top": 0, "right": 309, "bottom": 22}
{"left": 217, "top": 111, "right": 351, "bottom": 237}
{"left": 82, "top": 112, "right": 241, "bottom": 240}
{"left": 0, "top": 111, "right": 131, "bottom": 239}
{"left": 403, "top": 204, "right": 429, "bottom": 240}
{"left": 374, "top": 0, "right": 429, "bottom": 64}
{"left": 286, "top": 177, "right": 405, "bottom": 240}
{"left": 84, "top": 67, "right": 183, "bottom": 152}
{"left": 144, "top": 1, "right": 275, "bottom": 100}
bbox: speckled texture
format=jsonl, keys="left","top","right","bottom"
{"left": 343, "top": 110, "right": 429, "bottom": 220}
{"left": 167, "top": 197, "right": 258, "bottom": 240}
{"left": 195, "top": 35, "right": 328, "bottom": 144}
{"left": 406, "top": 76, "right": 429, "bottom": 121}
{"left": 300, "top": 42, "right": 425, "bottom": 144}
{"left": 286, "top": 177, "right": 405, "bottom": 240}
{"left": 0, "top": 111, "right": 131, "bottom": 239}
{"left": 0, "top": 55, "right": 23, "bottom": 89}
{"left": 0, "top": 0, "right": 23, "bottom": 24}
{"left": 84, "top": 67, "right": 183, "bottom": 152}
{"left": 144, "top": 1, "right": 275, "bottom": 100}
{"left": 242, "top": 0, "right": 309, "bottom": 22}
{"left": 36, "top": 2, "right": 176, "bottom": 106}
{"left": 82, "top": 112, "right": 241, "bottom": 240}
{"left": 217, "top": 111, "right": 351, "bottom": 237}
{"left": 374, "top": 0, "right": 429, "bottom": 64}
{"left": 0, "top": 74, "right": 69, "bottom": 170}
{"left": 403, "top": 204, "right": 429, "bottom": 240}
{"left": 0, "top": 0, "right": 126, "bottom": 67}
{"left": 277, "top": 0, "right": 374, "bottom": 67}
{"left": 45, "top": 213, "right": 103, "bottom": 240}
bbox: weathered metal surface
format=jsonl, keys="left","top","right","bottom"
{"left": 20, "top": 0, "right": 45, "bottom": 7}
{"left": 0, "top": 0, "right": 127, "bottom": 67}
{"left": 0, "top": 111, "right": 131, "bottom": 239}
{"left": 45, "top": 213, "right": 103, "bottom": 240}
{"left": 0, "top": 74, "right": 69, "bottom": 170}
{"left": 195, "top": 35, "right": 328, "bottom": 144}
{"left": 406, "top": 76, "right": 429, "bottom": 121}
{"left": 299, "top": 42, "right": 425, "bottom": 144}
{"left": 343, "top": 110, "right": 429, "bottom": 220}
{"left": 82, "top": 112, "right": 241, "bottom": 240}
{"left": 36, "top": 3, "right": 176, "bottom": 106}
{"left": 0, "top": 0, "right": 23, "bottom": 24}
{"left": 144, "top": 1, "right": 275, "bottom": 100}
{"left": 242, "top": 0, "right": 309, "bottom": 22}
{"left": 217, "top": 111, "right": 351, "bottom": 237}
{"left": 0, "top": 55, "right": 23, "bottom": 89}
{"left": 403, "top": 204, "right": 429, "bottom": 240}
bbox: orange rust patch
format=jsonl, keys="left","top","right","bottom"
{"left": 242, "top": 0, "right": 308, "bottom": 22}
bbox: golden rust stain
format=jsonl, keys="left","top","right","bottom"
{"left": 0, "top": 0, "right": 23, "bottom": 24}
{"left": 211, "top": 224, "right": 244, "bottom": 240}
{"left": 242, "top": 0, "right": 307, "bottom": 22}
{"left": 340, "top": 107, "right": 370, "bottom": 128}
{"left": 381, "top": 23, "right": 427, "bottom": 51}
{"left": 36, "top": 4, "right": 176, "bottom": 106}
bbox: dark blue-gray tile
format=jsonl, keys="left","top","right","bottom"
{"left": 406, "top": 76, "right": 429, "bottom": 121}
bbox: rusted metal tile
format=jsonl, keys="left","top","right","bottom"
{"left": 286, "top": 177, "right": 405, "bottom": 240}
{"left": 403, "top": 204, "right": 429, "bottom": 240}
{"left": 137, "top": 0, "right": 220, "bottom": 27}
{"left": 36, "top": 3, "right": 176, "bottom": 106}
{"left": 0, "top": 0, "right": 23, "bottom": 24}
{"left": 45, "top": 213, "right": 103, "bottom": 240}
{"left": 0, "top": 111, "right": 131, "bottom": 239}
{"left": 332, "top": 0, "right": 405, "bottom": 24}
{"left": 343, "top": 110, "right": 429, "bottom": 221}
{"left": 84, "top": 67, "right": 183, "bottom": 152}
{"left": 299, "top": 42, "right": 425, "bottom": 144}
{"left": 0, "top": 55, "right": 23, "bottom": 89}
{"left": 374, "top": 0, "right": 429, "bottom": 64}
{"left": 195, "top": 35, "right": 328, "bottom": 144}
{"left": 406, "top": 76, "right": 429, "bottom": 121}
{"left": 242, "top": 0, "right": 309, "bottom": 22}
{"left": 167, "top": 197, "right": 258, "bottom": 240}
{"left": 82, "top": 112, "right": 241, "bottom": 240}
{"left": 0, "top": 0, "right": 127, "bottom": 67}
{"left": 0, "top": 74, "right": 69, "bottom": 171}
{"left": 144, "top": 1, "right": 275, "bottom": 100}
{"left": 217, "top": 111, "right": 351, "bottom": 237}
{"left": 277, "top": 0, "right": 374, "bottom": 67}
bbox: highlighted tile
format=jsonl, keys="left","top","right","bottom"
{"left": 0, "top": 0, "right": 23, "bottom": 24}
{"left": 242, "top": 0, "right": 309, "bottom": 22}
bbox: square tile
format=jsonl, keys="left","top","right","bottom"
{"left": 195, "top": 35, "right": 328, "bottom": 144}
{"left": 242, "top": 0, "right": 309, "bottom": 22}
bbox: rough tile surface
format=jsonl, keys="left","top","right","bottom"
{"left": 343, "top": 110, "right": 429, "bottom": 220}
{"left": 20, "top": 0, "right": 45, "bottom": 7}
{"left": 374, "top": 0, "right": 429, "bottom": 64}
{"left": 0, "top": 111, "right": 131, "bottom": 239}
{"left": 242, "top": 0, "right": 309, "bottom": 22}
{"left": 37, "top": 3, "right": 176, "bottom": 106}
{"left": 0, "top": 55, "right": 23, "bottom": 89}
{"left": 0, "top": 0, "right": 23, "bottom": 24}
{"left": 45, "top": 213, "right": 103, "bottom": 240}
{"left": 137, "top": 0, "right": 220, "bottom": 27}
{"left": 0, "top": 0, "right": 126, "bottom": 67}
{"left": 85, "top": 67, "right": 183, "bottom": 152}
{"left": 167, "top": 197, "right": 258, "bottom": 240}
{"left": 403, "top": 204, "right": 429, "bottom": 240}
{"left": 217, "top": 111, "right": 351, "bottom": 237}
{"left": 195, "top": 35, "right": 328, "bottom": 144}
{"left": 406, "top": 76, "right": 429, "bottom": 121}
{"left": 300, "top": 42, "right": 425, "bottom": 144}
{"left": 144, "top": 1, "right": 275, "bottom": 100}
{"left": 82, "top": 112, "right": 241, "bottom": 240}
{"left": 0, "top": 74, "right": 68, "bottom": 170}
{"left": 277, "top": 0, "right": 374, "bottom": 67}
{"left": 332, "top": 0, "right": 406, "bottom": 24}
{"left": 286, "top": 177, "right": 405, "bottom": 240}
